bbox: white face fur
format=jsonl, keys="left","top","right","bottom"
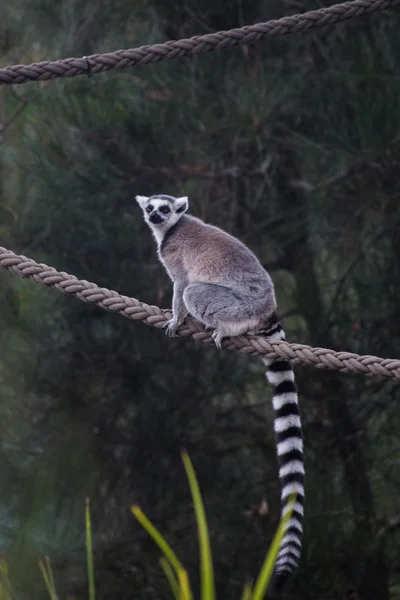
{"left": 135, "top": 195, "right": 188, "bottom": 241}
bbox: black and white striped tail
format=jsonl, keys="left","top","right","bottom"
{"left": 259, "top": 315, "right": 305, "bottom": 592}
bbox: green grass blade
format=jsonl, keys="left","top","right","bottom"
{"left": 45, "top": 556, "right": 57, "bottom": 598}
{"left": 159, "top": 557, "right": 180, "bottom": 600}
{"left": 38, "top": 559, "right": 57, "bottom": 600}
{"left": 252, "top": 493, "right": 297, "bottom": 600}
{"left": 85, "top": 497, "right": 96, "bottom": 600}
{"left": 0, "top": 561, "right": 16, "bottom": 600}
{"left": 131, "top": 505, "right": 184, "bottom": 574}
{"left": 178, "top": 568, "right": 193, "bottom": 600}
{"left": 240, "top": 582, "right": 253, "bottom": 600}
{"left": 181, "top": 451, "right": 215, "bottom": 600}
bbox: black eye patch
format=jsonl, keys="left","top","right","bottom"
{"left": 159, "top": 205, "right": 170, "bottom": 214}
{"left": 146, "top": 205, "right": 153, "bottom": 213}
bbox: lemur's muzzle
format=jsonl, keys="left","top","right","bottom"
{"left": 149, "top": 212, "right": 163, "bottom": 224}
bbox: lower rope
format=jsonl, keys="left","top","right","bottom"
{"left": 1, "top": 246, "right": 400, "bottom": 379}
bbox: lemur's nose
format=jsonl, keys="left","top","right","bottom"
{"left": 149, "top": 212, "right": 163, "bottom": 224}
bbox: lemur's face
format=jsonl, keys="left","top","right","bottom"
{"left": 136, "top": 195, "right": 188, "bottom": 228}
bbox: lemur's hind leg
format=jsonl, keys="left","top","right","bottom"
{"left": 183, "top": 283, "right": 263, "bottom": 348}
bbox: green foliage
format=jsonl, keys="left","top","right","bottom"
{"left": 39, "top": 558, "right": 57, "bottom": 600}
{"left": 37, "top": 499, "right": 95, "bottom": 600}
{"left": 0, "top": 464, "right": 294, "bottom": 600}
{"left": 132, "top": 452, "right": 296, "bottom": 600}
{"left": 85, "top": 499, "right": 95, "bottom": 600}
{"left": 0, "top": 561, "right": 15, "bottom": 600}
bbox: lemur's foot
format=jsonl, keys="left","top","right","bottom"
{"left": 211, "top": 329, "right": 223, "bottom": 349}
{"left": 163, "top": 318, "right": 180, "bottom": 337}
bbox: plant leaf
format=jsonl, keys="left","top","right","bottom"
{"left": 240, "top": 582, "right": 253, "bottom": 600}
{"left": 85, "top": 497, "right": 96, "bottom": 600}
{"left": 131, "top": 505, "right": 184, "bottom": 575}
{"left": 39, "top": 558, "right": 57, "bottom": 600}
{"left": 159, "top": 557, "right": 180, "bottom": 600}
{"left": 178, "top": 568, "right": 193, "bottom": 600}
{"left": 181, "top": 451, "right": 215, "bottom": 600}
{"left": 252, "top": 493, "right": 297, "bottom": 600}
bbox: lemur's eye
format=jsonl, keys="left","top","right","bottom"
{"left": 159, "top": 206, "right": 170, "bottom": 214}
{"left": 146, "top": 205, "right": 153, "bottom": 213}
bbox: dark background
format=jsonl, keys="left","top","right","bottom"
{"left": 0, "top": 0, "right": 399, "bottom": 598}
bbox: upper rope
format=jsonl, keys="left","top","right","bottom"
{"left": 0, "top": 0, "right": 399, "bottom": 85}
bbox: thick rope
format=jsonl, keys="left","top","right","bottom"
{"left": 0, "top": 0, "right": 399, "bottom": 85}
{"left": 1, "top": 246, "right": 400, "bottom": 379}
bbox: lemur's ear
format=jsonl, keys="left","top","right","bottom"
{"left": 175, "top": 196, "right": 188, "bottom": 214}
{"left": 135, "top": 195, "right": 149, "bottom": 208}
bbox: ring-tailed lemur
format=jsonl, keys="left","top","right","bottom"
{"left": 136, "top": 194, "right": 304, "bottom": 590}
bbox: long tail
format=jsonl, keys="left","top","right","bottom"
{"left": 260, "top": 315, "right": 305, "bottom": 592}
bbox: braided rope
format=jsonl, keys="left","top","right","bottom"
{"left": 1, "top": 246, "right": 400, "bottom": 379}
{"left": 0, "top": 0, "right": 399, "bottom": 85}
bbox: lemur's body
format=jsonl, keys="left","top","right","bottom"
{"left": 136, "top": 194, "right": 304, "bottom": 589}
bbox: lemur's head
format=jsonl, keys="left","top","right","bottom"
{"left": 136, "top": 194, "right": 188, "bottom": 231}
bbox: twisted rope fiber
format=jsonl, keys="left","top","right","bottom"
{"left": 1, "top": 0, "right": 399, "bottom": 85}
{"left": 1, "top": 247, "right": 400, "bottom": 379}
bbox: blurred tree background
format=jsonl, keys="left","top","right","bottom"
{"left": 0, "top": 0, "right": 400, "bottom": 598}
